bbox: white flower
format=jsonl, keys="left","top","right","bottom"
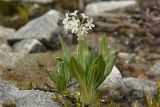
{"left": 85, "top": 18, "right": 95, "bottom": 29}
{"left": 70, "top": 10, "right": 78, "bottom": 16}
{"left": 62, "top": 18, "right": 68, "bottom": 25}
{"left": 63, "top": 11, "right": 95, "bottom": 40}
{"left": 81, "top": 26, "right": 88, "bottom": 35}
{"left": 63, "top": 12, "right": 70, "bottom": 25}
{"left": 65, "top": 12, "right": 69, "bottom": 18}
{"left": 81, "top": 13, "right": 88, "bottom": 19}
{"left": 71, "top": 17, "right": 79, "bottom": 25}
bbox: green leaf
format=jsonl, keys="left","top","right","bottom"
{"left": 68, "top": 57, "right": 86, "bottom": 88}
{"left": 77, "top": 40, "right": 89, "bottom": 70}
{"left": 87, "top": 55, "right": 105, "bottom": 89}
{"left": 85, "top": 51, "right": 96, "bottom": 73}
{"left": 63, "top": 61, "right": 71, "bottom": 81}
{"left": 102, "top": 51, "right": 116, "bottom": 83}
{"left": 87, "top": 64, "right": 98, "bottom": 89}
{"left": 59, "top": 35, "right": 71, "bottom": 62}
{"left": 99, "top": 34, "right": 108, "bottom": 58}
{"left": 45, "top": 69, "right": 58, "bottom": 84}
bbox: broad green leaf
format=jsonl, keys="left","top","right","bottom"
{"left": 77, "top": 40, "right": 89, "bottom": 70}
{"left": 101, "top": 51, "right": 116, "bottom": 83}
{"left": 68, "top": 57, "right": 86, "bottom": 88}
{"left": 87, "top": 55, "right": 105, "bottom": 89}
{"left": 94, "top": 56, "right": 105, "bottom": 88}
{"left": 59, "top": 35, "right": 71, "bottom": 62}
{"left": 104, "top": 52, "right": 111, "bottom": 65}
{"left": 99, "top": 34, "right": 108, "bottom": 58}
{"left": 85, "top": 51, "right": 96, "bottom": 74}
{"left": 87, "top": 64, "right": 98, "bottom": 90}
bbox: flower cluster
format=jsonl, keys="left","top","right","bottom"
{"left": 62, "top": 10, "right": 95, "bottom": 40}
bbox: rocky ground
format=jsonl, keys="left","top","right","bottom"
{"left": 0, "top": 0, "right": 160, "bottom": 107}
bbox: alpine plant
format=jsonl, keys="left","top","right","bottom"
{"left": 46, "top": 10, "right": 116, "bottom": 106}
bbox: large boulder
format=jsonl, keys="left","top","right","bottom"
{"left": 13, "top": 39, "right": 47, "bottom": 53}
{"left": 85, "top": 0, "right": 137, "bottom": 16}
{"left": 98, "top": 66, "right": 127, "bottom": 100}
{"left": 123, "top": 77, "right": 157, "bottom": 100}
{"left": 9, "top": 10, "right": 72, "bottom": 50}
{"left": 0, "top": 78, "right": 60, "bottom": 107}
{"left": 97, "top": 66, "right": 158, "bottom": 101}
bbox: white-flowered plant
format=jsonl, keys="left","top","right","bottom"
{"left": 46, "top": 10, "right": 116, "bottom": 106}
{"left": 63, "top": 10, "right": 95, "bottom": 40}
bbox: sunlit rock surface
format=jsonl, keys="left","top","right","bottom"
{"left": 9, "top": 10, "right": 72, "bottom": 50}
{"left": 13, "top": 39, "right": 47, "bottom": 53}
{"left": 98, "top": 66, "right": 127, "bottom": 100}
{"left": 0, "top": 78, "right": 60, "bottom": 107}
{"left": 85, "top": 0, "right": 137, "bottom": 16}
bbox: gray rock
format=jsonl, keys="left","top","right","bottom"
{"left": 123, "top": 77, "right": 157, "bottom": 100}
{"left": 9, "top": 10, "right": 72, "bottom": 50}
{"left": 16, "top": 90, "right": 60, "bottom": 107}
{"left": 146, "top": 62, "right": 160, "bottom": 79}
{"left": 98, "top": 66, "right": 127, "bottom": 100}
{"left": 85, "top": 1, "right": 137, "bottom": 16}
{"left": 0, "top": 26, "right": 15, "bottom": 40}
{"left": 0, "top": 26, "right": 15, "bottom": 52}
{"left": 97, "top": 67, "right": 157, "bottom": 101}
{"left": 13, "top": 39, "right": 47, "bottom": 53}
{"left": 0, "top": 78, "right": 60, "bottom": 107}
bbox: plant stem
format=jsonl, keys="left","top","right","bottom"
{"left": 80, "top": 85, "right": 96, "bottom": 106}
